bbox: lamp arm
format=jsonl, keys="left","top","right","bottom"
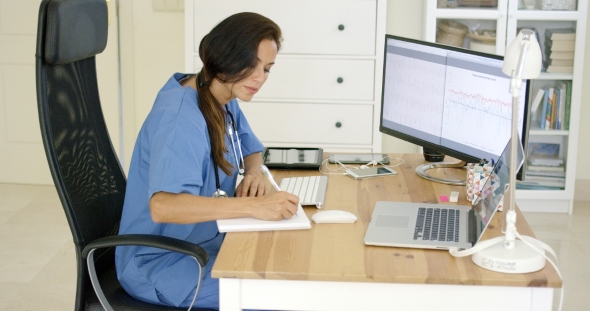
{"left": 505, "top": 39, "right": 531, "bottom": 250}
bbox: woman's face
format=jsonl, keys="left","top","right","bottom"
{"left": 215, "top": 38, "right": 278, "bottom": 103}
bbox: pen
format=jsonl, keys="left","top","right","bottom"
{"left": 260, "top": 165, "right": 298, "bottom": 217}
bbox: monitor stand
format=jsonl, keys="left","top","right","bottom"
{"left": 415, "top": 161, "right": 467, "bottom": 186}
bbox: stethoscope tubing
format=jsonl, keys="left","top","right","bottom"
{"left": 212, "top": 107, "right": 245, "bottom": 198}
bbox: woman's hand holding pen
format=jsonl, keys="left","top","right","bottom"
{"left": 234, "top": 161, "right": 299, "bottom": 220}
{"left": 249, "top": 192, "right": 299, "bottom": 221}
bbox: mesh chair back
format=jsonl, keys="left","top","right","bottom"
{"left": 35, "top": 1, "right": 125, "bottom": 310}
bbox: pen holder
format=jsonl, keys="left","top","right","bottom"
{"left": 466, "top": 162, "right": 494, "bottom": 204}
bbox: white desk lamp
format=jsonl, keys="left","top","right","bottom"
{"left": 471, "top": 29, "right": 547, "bottom": 273}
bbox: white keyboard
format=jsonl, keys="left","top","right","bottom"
{"left": 279, "top": 176, "right": 328, "bottom": 209}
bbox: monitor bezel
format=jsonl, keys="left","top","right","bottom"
{"left": 379, "top": 34, "right": 531, "bottom": 169}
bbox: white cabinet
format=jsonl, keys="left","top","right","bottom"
{"left": 424, "top": 0, "right": 587, "bottom": 213}
{"left": 185, "top": 0, "right": 387, "bottom": 152}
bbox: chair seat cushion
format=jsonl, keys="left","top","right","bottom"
{"left": 84, "top": 266, "right": 215, "bottom": 311}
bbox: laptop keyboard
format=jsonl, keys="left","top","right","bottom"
{"left": 279, "top": 176, "right": 328, "bottom": 209}
{"left": 413, "top": 207, "right": 460, "bottom": 242}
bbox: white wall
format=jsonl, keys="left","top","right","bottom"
{"left": 118, "top": 0, "right": 186, "bottom": 169}
{"left": 576, "top": 3, "right": 590, "bottom": 192}
{"left": 120, "top": 0, "right": 590, "bottom": 185}
{"left": 381, "top": 0, "right": 424, "bottom": 154}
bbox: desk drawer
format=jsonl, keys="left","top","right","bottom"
{"left": 240, "top": 102, "right": 373, "bottom": 145}
{"left": 192, "top": 0, "right": 377, "bottom": 56}
{"left": 257, "top": 58, "right": 375, "bottom": 101}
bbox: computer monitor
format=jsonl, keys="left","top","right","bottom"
{"left": 379, "top": 35, "right": 530, "bottom": 184}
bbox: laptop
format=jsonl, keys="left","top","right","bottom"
{"left": 364, "top": 141, "right": 521, "bottom": 250}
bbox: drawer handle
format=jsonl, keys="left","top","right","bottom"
{"left": 337, "top": 77, "right": 343, "bottom": 83}
{"left": 338, "top": 24, "right": 345, "bottom": 31}
{"left": 335, "top": 122, "right": 342, "bottom": 128}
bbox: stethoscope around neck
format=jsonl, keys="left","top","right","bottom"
{"left": 212, "top": 106, "right": 245, "bottom": 198}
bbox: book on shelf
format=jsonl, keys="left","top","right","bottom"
{"left": 516, "top": 181, "right": 564, "bottom": 190}
{"left": 535, "top": 81, "right": 571, "bottom": 130}
{"left": 526, "top": 163, "right": 565, "bottom": 172}
{"left": 536, "top": 81, "right": 571, "bottom": 130}
{"left": 545, "top": 65, "right": 574, "bottom": 73}
{"left": 545, "top": 50, "right": 575, "bottom": 60}
{"left": 551, "top": 87, "right": 559, "bottom": 129}
{"left": 522, "top": 175, "right": 566, "bottom": 188}
{"left": 556, "top": 81, "right": 567, "bottom": 130}
{"left": 528, "top": 142, "right": 560, "bottom": 156}
{"left": 563, "top": 80, "right": 572, "bottom": 130}
{"left": 528, "top": 155, "right": 563, "bottom": 166}
{"left": 544, "top": 87, "right": 555, "bottom": 129}
{"left": 544, "top": 38, "right": 575, "bottom": 52}
{"left": 528, "top": 142, "right": 562, "bottom": 166}
{"left": 525, "top": 170, "right": 565, "bottom": 178}
{"left": 545, "top": 28, "right": 576, "bottom": 41}
{"left": 545, "top": 58, "right": 574, "bottom": 66}
{"left": 539, "top": 87, "right": 553, "bottom": 130}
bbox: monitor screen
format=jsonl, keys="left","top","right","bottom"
{"left": 380, "top": 35, "right": 530, "bottom": 165}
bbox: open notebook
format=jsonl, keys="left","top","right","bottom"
{"left": 216, "top": 204, "right": 311, "bottom": 233}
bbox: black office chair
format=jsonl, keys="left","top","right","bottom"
{"left": 35, "top": 0, "right": 211, "bottom": 310}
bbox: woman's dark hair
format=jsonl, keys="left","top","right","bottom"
{"left": 197, "top": 12, "right": 282, "bottom": 175}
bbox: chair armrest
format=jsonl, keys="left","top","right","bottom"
{"left": 82, "top": 234, "right": 209, "bottom": 311}
{"left": 82, "top": 234, "right": 209, "bottom": 267}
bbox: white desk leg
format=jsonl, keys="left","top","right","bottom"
{"left": 531, "top": 287, "right": 554, "bottom": 311}
{"left": 219, "top": 278, "right": 241, "bottom": 311}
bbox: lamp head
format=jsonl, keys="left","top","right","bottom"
{"left": 502, "top": 29, "right": 542, "bottom": 79}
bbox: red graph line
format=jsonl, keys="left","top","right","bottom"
{"left": 448, "top": 89, "right": 511, "bottom": 108}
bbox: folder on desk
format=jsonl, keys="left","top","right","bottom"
{"left": 216, "top": 205, "right": 311, "bottom": 233}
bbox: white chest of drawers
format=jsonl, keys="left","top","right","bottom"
{"left": 185, "top": 0, "right": 387, "bottom": 152}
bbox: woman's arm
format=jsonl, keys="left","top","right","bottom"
{"left": 149, "top": 152, "right": 296, "bottom": 224}
{"left": 149, "top": 190, "right": 298, "bottom": 224}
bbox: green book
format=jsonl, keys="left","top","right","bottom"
{"left": 564, "top": 80, "right": 572, "bottom": 130}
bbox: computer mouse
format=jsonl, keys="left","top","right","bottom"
{"left": 312, "top": 210, "right": 357, "bottom": 224}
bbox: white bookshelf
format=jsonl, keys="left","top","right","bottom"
{"left": 424, "top": 0, "right": 587, "bottom": 213}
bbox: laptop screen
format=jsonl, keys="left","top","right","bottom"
{"left": 471, "top": 138, "right": 524, "bottom": 243}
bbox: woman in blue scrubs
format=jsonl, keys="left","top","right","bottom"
{"left": 115, "top": 12, "right": 298, "bottom": 309}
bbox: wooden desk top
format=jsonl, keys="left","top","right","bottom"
{"left": 212, "top": 154, "right": 562, "bottom": 288}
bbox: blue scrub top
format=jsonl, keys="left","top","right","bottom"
{"left": 116, "top": 73, "right": 264, "bottom": 308}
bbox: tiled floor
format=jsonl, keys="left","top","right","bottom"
{"left": 0, "top": 183, "right": 588, "bottom": 310}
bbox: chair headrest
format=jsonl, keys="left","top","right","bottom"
{"left": 44, "top": 0, "right": 108, "bottom": 65}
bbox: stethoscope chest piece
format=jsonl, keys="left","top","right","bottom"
{"left": 212, "top": 189, "right": 228, "bottom": 198}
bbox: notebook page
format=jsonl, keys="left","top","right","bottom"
{"left": 216, "top": 204, "right": 311, "bottom": 233}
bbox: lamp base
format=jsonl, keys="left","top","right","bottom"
{"left": 472, "top": 240, "right": 546, "bottom": 273}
